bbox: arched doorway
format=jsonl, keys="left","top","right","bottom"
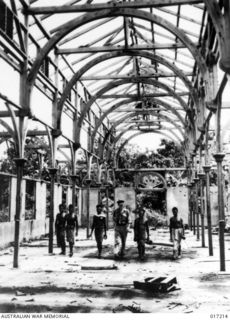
{"left": 135, "top": 171, "right": 167, "bottom": 228}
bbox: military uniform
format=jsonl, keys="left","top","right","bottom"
{"left": 55, "top": 213, "right": 66, "bottom": 254}
{"left": 91, "top": 213, "right": 107, "bottom": 257}
{"left": 134, "top": 214, "right": 149, "bottom": 260}
{"left": 66, "top": 213, "right": 78, "bottom": 257}
{"left": 113, "top": 206, "right": 130, "bottom": 257}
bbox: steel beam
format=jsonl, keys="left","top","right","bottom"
{"left": 57, "top": 43, "right": 188, "bottom": 54}
{"left": 97, "top": 92, "right": 189, "bottom": 99}
{"left": 25, "top": 1, "right": 203, "bottom": 14}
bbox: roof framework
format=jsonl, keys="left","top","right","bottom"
{"left": 0, "top": 0, "right": 229, "bottom": 163}
{"left": 1, "top": 0, "right": 230, "bottom": 270}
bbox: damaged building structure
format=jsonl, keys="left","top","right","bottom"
{"left": 0, "top": 1, "right": 230, "bottom": 312}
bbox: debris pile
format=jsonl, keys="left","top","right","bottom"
{"left": 134, "top": 276, "right": 179, "bottom": 293}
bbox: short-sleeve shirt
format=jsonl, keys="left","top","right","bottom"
{"left": 113, "top": 208, "right": 129, "bottom": 226}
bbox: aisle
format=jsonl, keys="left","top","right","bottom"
{"left": 0, "top": 228, "right": 230, "bottom": 313}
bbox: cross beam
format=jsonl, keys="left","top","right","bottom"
{"left": 80, "top": 73, "right": 193, "bottom": 80}
{"left": 106, "top": 108, "right": 185, "bottom": 112}
{"left": 0, "top": 130, "right": 47, "bottom": 138}
{"left": 98, "top": 92, "right": 189, "bottom": 99}
{"left": 57, "top": 43, "right": 189, "bottom": 54}
{"left": 116, "top": 121, "right": 181, "bottom": 125}
{"left": 25, "top": 1, "right": 203, "bottom": 14}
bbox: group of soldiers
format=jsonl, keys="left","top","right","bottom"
{"left": 55, "top": 200, "right": 185, "bottom": 260}
{"left": 55, "top": 204, "right": 78, "bottom": 257}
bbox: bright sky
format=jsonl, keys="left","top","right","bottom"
{"left": 128, "top": 133, "right": 164, "bottom": 152}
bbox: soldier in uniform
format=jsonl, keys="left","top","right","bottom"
{"left": 134, "top": 207, "right": 150, "bottom": 260}
{"left": 89, "top": 204, "right": 107, "bottom": 258}
{"left": 113, "top": 200, "right": 130, "bottom": 258}
{"left": 66, "top": 204, "right": 78, "bottom": 257}
{"left": 169, "top": 207, "right": 185, "bottom": 259}
{"left": 55, "top": 204, "right": 67, "bottom": 255}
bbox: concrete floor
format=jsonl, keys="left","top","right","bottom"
{"left": 0, "top": 228, "right": 230, "bottom": 313}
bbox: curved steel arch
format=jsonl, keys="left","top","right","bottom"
{"left": 58, "top": 50, "right": 198, "bottom": 119}
{"left": 115, "top": 131, "right": 180, "bottom": 167}
{"left": 0, "top": 119, "right": 18, "bottom": 152}
{"left": 101, "top": 111, "right": 184, "bottom": 154}
{"left": 101, "top": 124, "right": 183, "bottom": 161}
{"left": 110, "top": 111, "right": 184, "bottom": 136}
{"left": 27, "top": 8, "right": 206, "bottom": 105}
{"left": 76, "top": 77, "right": 190, "bottom": 142}
{"left": 113, "top": 124, "right": 183, "bottom": 146}
{"left": 91, "top": 97, "right": 185, "bottom": 151}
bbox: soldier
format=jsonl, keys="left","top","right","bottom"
{"left": 113, "top": 200, "right": 130, "bottom": 258}
{"left": 89, "top": 204, "right": 107, "bottom": 258}
{"left": 66, "top": 204, "right": 78, "bottom": 257}
{"left": 169, "top": 207, "right": 185, "bottom": 259}
{"left": 134, "top": 207, "right": 150, "bottom": 260}
{"left": 55, "top": 204, "right": 67, "bottom": 255}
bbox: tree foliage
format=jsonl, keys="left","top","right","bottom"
{"left": 0, "top": 136, "right": 51, "bottom": 179}
{"left": 118, "top": 139, "right": 184, "bottom": 169}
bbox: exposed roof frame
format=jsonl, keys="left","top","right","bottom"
{"left": 108, "top": 112, "right": 185, "bottom": 136}
{"left": 112, "top": 124, "right": 183, "bottom": 146}
{"left": 27, "top": 7, "right": 206, "bottom": 92}
{"left": 75, "top": 77, "right": 191, "bottom": 144}
{"left": 57, "top": 50, "right": 198, "bottom": 117}
{"left": 90, "top": 97, "right": 185, "bottom": 148}
{"left": 157, "top": 6, "right": 202, "bottom": 26}
{"left": 25, "top": 1, "right": 204, "bottom": 14}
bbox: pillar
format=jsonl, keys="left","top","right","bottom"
{"left": 198, "top": 172, "right": 206, "bottom": 248}
{"left": 203, "top": 165, "right": 213, "bottom": 256}
{"left": 194, "top": 177, "right": 200, "bottom": 240}
{"left": 187, "top": 183, "right": 193, "bottom": 230}
{"left": 213, "top": 153, "right": 226, "bottom": 271}
{"left": 191, "top": 181, "right": 196, "bottom": 235}
{"left": 85, "top": 179, "right": 91, "bottom": 238}
{"left": 70, "top": 175, "right": 77, "bottom": 209}
{"left": 13, "top": 158, "right": 26, "bottom": 268}
{"left": 48, "top": 168, "right": 57, "bottom": 254}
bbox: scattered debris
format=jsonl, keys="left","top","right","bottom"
{"left": 11, "top": 298, "right": 17, "bottom": 301}
{"left": 112, "top": 304, "right": 130, "bottom": 313}
{"left": 168, "top": 302, "right": 183, "bottom": 310}
{"left": 151, "top": 242, "right": 173, "bottom": 247}
{"left": 15, "top": 290, "right": 27, "bottom": 296}
{"left": 81, "top": 264, "right": 118, "bottom": 270}
{"left": 25, "top": 298, "right": 35, "bottom": 302}
{"left": 70, "top": 300, "right": 78, "bottom": 304}
{"left": 105, "top": 283, "right": 132, "bottom": 287}
{"left": 127, "top": 304, "right": 142, "bottom": 313}
{"left": 200, "top": 273, "right": 218, "bottom": 281}
{"left": 134, "top": 276, "right": 178, "bottom": 293}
